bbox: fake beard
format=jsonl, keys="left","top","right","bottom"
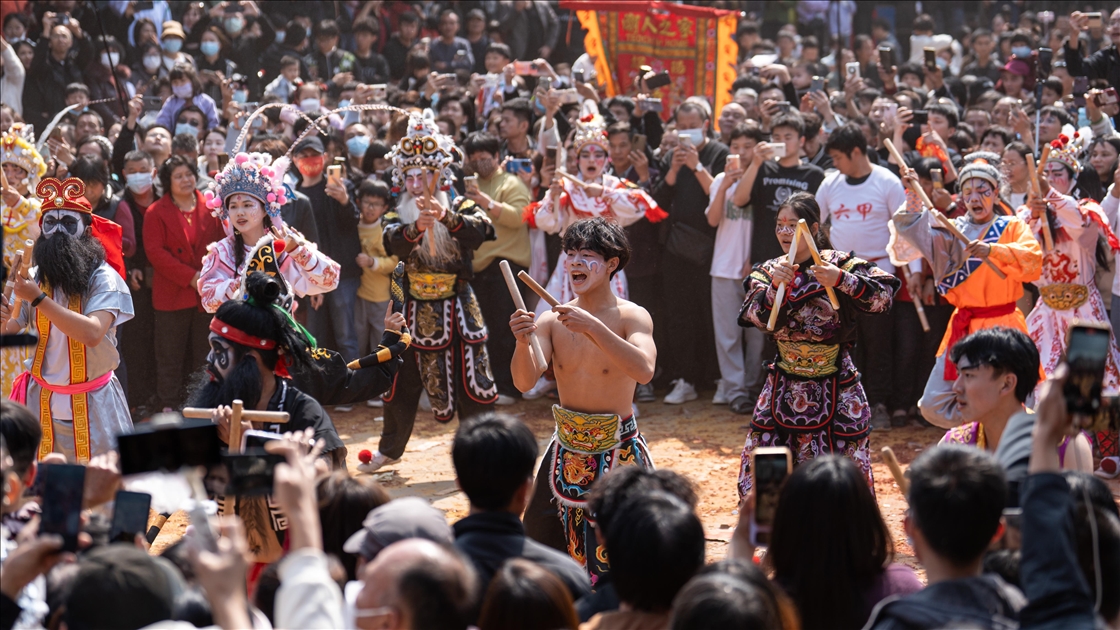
{"left": 396, "top": 192, "right": 461, "bottom": 267}
{"left": 33, "top": 230, "right": 105, "bottom": 298}
{"left": 185, "top": 356, "right": 264, "bottom": 411}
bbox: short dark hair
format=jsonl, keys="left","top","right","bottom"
{"left": 168, "top": 63, "right": 202, "bottom": 96}
{"left": 317, "top": 470, "right": 389, "bottom": 582}
{"left": 606, "top": 121, "right": 633, "bottom": 140}
{"left": 452, "top": 412, "right": 538, "bottom": 511}
{"left": 476, "top": 558, "right": 580, "bottom": 630}
{"left": 898, "top": 62, "right": 924, "bottom": 81}
{"left": 69, "top": 154, "right": 110, "bottom": 188}
{"left": 399, "top": 12, "right": 420, "bottom": 25}
{"left": 606, "top": 491, "right": 705, "bottom": 612}
{"left": 913, "top": 13, "right": 935, "bottom": 32}
{"left": 669, "top": 573, "right": 782, "bottom": 630}
{"left": 770, "top": 112, "right": 805, "bottom": 137}
{"left": 172, "top": 133, "right": 199, "bottom": 155}
{"left": 981, "top": 126, "right": 1015, "bottom": 148}
{"left": 279, "top": 54, "right": 300, "bottom": 69}
{"left": 0, "top": 401, "right": 41, "bottom": 478}
{"left": 1039, "top": 105, "right": 1075, "bottom": 129}
{"left": 949, "top": 326, "right": 1041, "bottom": 403}
{"left": 158, "top": 154, "right": 198, "bottom": 193}
{"left": 396, "top": 550, "right": 477, "bottom": 630}
{"left": 730, "top": 123, "right": 766, "bottom": 144}
{"left": 66, "top": 83, "right": 90, "bottom": 98}
{"left": 462, "top": 131, "right": 501, "bottom": 157}
{"left": 606, "top": 96, "right": 636, "bottom": 118}
{"left": 485, "top": 42, "right": 512, "bottom": 61}
{"left": 501, "top": 98, "right": 533, "bottom": 126}
{"left": 586, "top": 466, "right": 697, "bottom": 534}
{"left": 123, "top": 149, "right": 154, "bottom": 168}
{"left": 675, "top": 101, "right": 710, "bottom": 122}
{"left": 907, "top": 445, "right": 1008, "bottom": 567}
{"left": 356, "top": 178, "right": 391, "bottom": 203}
{"left": 352, "top": 17, "right": 380, "bottom": 37}
{"left": 927, "top": 102, "right": 959, "bottom": 129}
{"left": 824, "top": 123, "right": 867, "bottom": 157}
{"left": 315, "top": 19, "right": 340, "bottom": 40}
{"left": 560, "top": 217, "right": 631, "bottom": 279}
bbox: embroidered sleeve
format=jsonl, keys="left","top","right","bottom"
{"left": 834, "top": 255, "right": 899, "bottom": 313}
{"left": 449, "top": 199, "right": 495, "bottom": 250}
{"left": 532, "top": 188, "right": 565, "bottom": 234}
{"left": 740, "top": 263, "right": 781, "bottom": 330}
{"left": 282, "top": 242, "right": 341, "bottom": 297}
{"left": 198, "top": 241, "right": 240, "bottom": 313}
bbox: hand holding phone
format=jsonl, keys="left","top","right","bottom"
{"left": 39, "top": 464, "right": 86, "bottom": 552}
{"left": 1064, "top": 322, "right": 1110, "bottom": 425}
{"left": 749, "top": 447, "right": 792, "bottom": 547}
{"left": 110, "top": 491, "right": 152, "bottom": 543}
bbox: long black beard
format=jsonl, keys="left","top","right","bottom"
{"left": 33, "top": 231, "right": 104, "bottom": 298}
{"left": 185, "top": 357, "right": 264, "bottom": 411}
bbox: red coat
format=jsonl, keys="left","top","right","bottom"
{"left": 143, "top": 191, "right": 226, "bottom": 312}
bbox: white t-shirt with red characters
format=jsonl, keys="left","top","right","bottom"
{"left": 816, "top": 164, "right": 907, "bottom": 272}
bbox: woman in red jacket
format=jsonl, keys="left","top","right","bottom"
{"left": 143, "top": 154, "right": 227, "bottom": 410}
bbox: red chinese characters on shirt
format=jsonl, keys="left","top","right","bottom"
{"left": 832, "top": 203, "right": 873, "bottom": 221}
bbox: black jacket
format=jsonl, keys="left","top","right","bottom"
{"left": 866, "top": 574, "right": 1026, "bottom": 630}
{"left": 453, "top": 511, "right": 591, "bottom": 601}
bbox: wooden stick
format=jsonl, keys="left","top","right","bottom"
{"left": 182, "top": 407, "right": 291, "bottom": 423}
{"left": 1037, "top": 144, "right": 1051, "bottom": 181}
{"left": 913, "top": 295, "right": 931, "bottom": 332}
{"left": 555, "top": 170, "right": 588, "bottom": 188}
{"left": 500, "top": 261, "right": 548, "bottom": 374}
{"left": 796, "top": 220, "right": 840, "bottom": 309}
{"left": 423, "top": 171, "right": 439, "bottom": 257}
{"left": 767, "top": 224, "right": 800, "bottom": 331}
{"left": 882, "top": 141, "right": 1007, "bottom": 280}
{"left": 2, "top": 250, "right": 23, "bottom": 304}
{"left": 881, "top": 446, "right": 909, "bottom": 495}
{"left": 517, "top": 270, "right": 594, "bottom": 343}
{"left": 1025, "top": 153, "right": 1054, "bottom": 250}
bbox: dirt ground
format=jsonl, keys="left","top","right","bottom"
{"left": 152, "top": 393, "right": 943, "bottom": 574}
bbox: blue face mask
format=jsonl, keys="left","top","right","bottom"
{"left": 200, "top": 41, "right": 220, "bottom": 57}
{"left": 162, "top": 38, "right": 182, "bottom": 53}
{"left": 339, "top": 99, "right": 351, "bottom": 109}
{"left": 1011, "top": 46, "right": 1031, "bottom": 59}
{"left": 175, "top": 122, "right": 198, "bottom": 137}
{"left": 347, "top": 135, "right": 370, "bottom": 157}
{"left": 274, "top": 30, "right": 286, "bottom": 44}
{"left": 232, "top": 90, "right": 248, "bottom": 103}
{"left": 225, "top": 17, "right": 244, "bottom": 35}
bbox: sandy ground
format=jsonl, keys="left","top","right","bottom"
{"left": 152, "top": 393, "right": 944, "bottom": 573}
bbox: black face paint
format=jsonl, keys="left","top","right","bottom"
{"left": 208, "top": 334, "right": 233, "bottom": 375}
{"left": 42, "top": 211, "right": 82, "bottom": 237}
{"left": 185, "top": 355, "right": 263, "bottom": 411}
{"left": 33, "top": 230, "right": 104, "bottom": 297}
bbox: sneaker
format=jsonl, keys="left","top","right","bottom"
{"left": 334, "top": 405, "right": 354, "bottom": 413}
{"left": 663, "top": 379, "right": 698, "bottom": 404}
{"left": 635, "top": 383, "right": 656, "bottom": 402}
{"left": 890, "top": 409, "right": 908, "bottom": 428}
{"left": 730, "top": 396, "right": 756, "bottom": 415}
{"left": 870, "top": 403, "right": 891, "bottom": 431}
{"left": 523, "top": 375, "right": 557, "bottom": 400}
{"left": 366, "top": 398, "right": 384, "bottom": 408}
{"left": 496, "top": 394, "right": 517, "bottom": 406}
{"left": 1094, "top": 456, "right": 1120, "bottom": 479}
{"left": 357, "top": 451, "right": 401, "bottom": 473}
{"left": 712, "top": 379, "right": 730, "bottom": 405}
{"left": 419, "top": 391, "right": 432, "bottom": 411}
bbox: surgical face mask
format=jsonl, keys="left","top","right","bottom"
{"left": 1011, "top": 45, "right": 1031, "bottom": 59}
{"left": 41, "top": 210, "right": 84, "bottom": 237}
{"left": 172, "top": 82, "right": 193, "bottom": 99}
{"left": 232, "top": 90, "right": 248, "bottom": 104}
{"left": 101, "top": 51, "right": 120, "bottom": 67}
{"left": 225, "top": 17, "right": 244, "bottom": 35}
{"left": 125, "top": 171, "right": 154, "bottom": 194}
{"left": 346, "top": 135, "right": 370, "bottom": 157}
{"left": 338, "top": 99, "right": 351, "bottom": 109}
{"left": 274, "top": 30, "right": 286, "bottom": 44}
{"left": 176, "top": 122, "right": 199, "bottom": 137}
{"left": 143, "top": 55, "right": 162, "bottom": 72}
{"left": 300, "top": 98, "right": 321, "bottom": 114}
{"left": 162, "top": 38, "right": 183, "bottom": 54}
{"left": 200, "top": 40, "right": 220, "bottom": 57}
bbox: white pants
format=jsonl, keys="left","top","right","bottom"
{"left": 711, "top": 277, "right": 765, "bottom": 402}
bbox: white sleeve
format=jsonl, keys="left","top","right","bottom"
{"left": 276, "top": 549, "right": 345, "bottom": 630}
{"left": 705, "top": 173, "right": 725, "bottom": 217}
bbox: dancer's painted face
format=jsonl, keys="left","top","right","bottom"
{"left": 41, "top": 209, "right": 84, "bottom": 237}
{"left": 207, "top": 332, "right": 235, "bottom": 379}
{"left": 960, "top": 179, "right": 996, "bottom": 223}
{"left": 1043, "top": 163, "right": 1073, "bottom": 195}
{"left": 775, "top": 206, "right": 801, "bottom": 254}
{"left": 404, "top": 168, "right": 433, "bottom": 197}
{"left": 565, "top": 248, "right": 611, "bottom": 293}
{"left": 578, "top": 146, "right": 607, "bottom": 179}
{"left": 227, "top": 193, "right": 265, "bottom": 235}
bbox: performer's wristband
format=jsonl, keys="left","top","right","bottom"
{"left": 31, "top": 292, "right": 48, "bottom": 308}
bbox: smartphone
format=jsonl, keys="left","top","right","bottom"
{"left": 1086, "top": 12, "right": 1103, "bottom": 28}
{"left": 463, "top": 175, "right": 479, "bottom": 194}
{"left": 911, "top": 109, "right": 929, "bottom": 126}
{"left": 513, "top": 60, "right": 539, "bottom": 76}
{"left": 540, "top": 75, "right": 554, "bottom": 90}
{"left": 142, "top": 96, "right": 162, "bottom": 113}
{"left": 677, "top": 132, "right": 693, "bottom": 148}
{"left": 327, "top": 163, "right": 342, "bottom": 183}
{"left": 573, "top": 69, "right": 585, "bottom": 84}
{"left": 117, "top": 420, "right": 222, "bottom": 476}
{"left": 217, "top": 152, "right": 230, "bottom": 171}
{"left": 371, "top": 84, "right": 388, "bottom": 101}
{"left": 774, "top": 101, "right": 792, "bottom": 114}
{"left": 1095, "top": 87, "right": 1119, "bottom": 107}
{"left": 632, "top": 134, "right": 647, "bottom": 155}
{"left": 637, "top": 97, "right": 664, "bottom": 113}
{"left": 923, "top": 47, "right": 937, "bottom": 71}
{"left": 110, "top": 491, "right": 152, "bottom": 543}
{"left": 188, "top": 504, "right": 218, "bottom": 552}
{"left": 223, "top": 451, "right": 285, "bottom": 496}
{"left": 750, "top": 447, "right": 792, "bottom": 547}
{"left": 883, "top": 102, "right": 899, "bottom": 122}
{"left": 931, "top": 168, "right": 944, "bottom": 189}
{"left": 555, "top": 88, "right": 581, "bottom": 104}
{"left": 241, "top": 429, "right": 283, "bottom": 453}
{"left": 40, "top": 464, "right": 86, "bottom": 552}
{"left": 878, "top": 46, "right": 894, "bottom": 69}
{"left": 810, "top": 76, "right": 825, "bottom": 93}
{"left": 726, "top": 154, "right": 741, "bottom": 172}
{"left": 1073, "top": 76, "right": 1089, "bottom": 96}
{"left": 644, "top": 71, "right": 671, "bottom": 90}
{"left": 1038, "top": 48, "right": 1053, "bottom": 76}
{"left": 769, "top": 143, "right": 787, "bottom": 158}
{"left": 544, "top": 146, "right": 558, "bottom": 163}
{"left": 845, "top": 62, "right": 860, "bottom": 80}
{"left": 505, "top": 158, "right": 533, "bottom": 175}
{"left": 1065, "top": 322, "right": 1111, "bottom": 420}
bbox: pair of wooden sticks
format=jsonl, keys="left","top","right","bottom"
{"left": 1026, "top": 146, "right": 1054, "bottom": 250}
{"left": 766, "top": 219, "right": 840, "bottom": 331}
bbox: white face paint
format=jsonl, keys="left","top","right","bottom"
{"left": 207, "top": 332, "right": 235, "bottom": 379}
{"left": 565, "top": 249, "right": 610, "bottom": 292}
{"left": 41, "top": 209, "right": 85, "bottom": 237}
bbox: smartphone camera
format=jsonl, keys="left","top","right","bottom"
{"left": 750, "top": 447, "right": 792, "bottom": 547}
{"left": 1065, "top": 322, "right": 1110, "bottom": 420}
{"left": 911, "top": 110, "right": 929, "bottom": 126}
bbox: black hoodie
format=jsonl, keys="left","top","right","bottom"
{"left": 865, "top": 574, "right": 1026, "bottom": 630}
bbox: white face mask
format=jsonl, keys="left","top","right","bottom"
{"left": 143, "top": 55, "right": 162, "bottom": 72}
{"left": 101, "top": 51, "right": 121, "bottom": 67}
{"left": 126, "top": 171, "right": 154, "bottom": 194}
{"left": 300, "top": 98, "right": 321, "bottom": 114}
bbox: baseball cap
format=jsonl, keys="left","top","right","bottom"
{"left": 342, "top": 496, "right": 453, "bottom": 560}
{"left": 65, "top": 544, "right": 174, "bottom": 630}
{"left": 292, "top": 135, "right": 326, "bottom": 155}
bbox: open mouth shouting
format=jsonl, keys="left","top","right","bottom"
{"left": 570, "top": 268, "right": 588, "bottom": 287}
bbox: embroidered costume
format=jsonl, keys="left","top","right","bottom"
{"left": 892, "top": 154, "right": 1043, "bottom": 428}
{"left": 197, "top": 151, "right": 340, "bottom": 313}
{"left": 543, "top": 404, "right": 653, "bottom": 580}
{"left": 7, "top": 178, "right": 133, "bottom": 462}
{"left": 378, "top": 112, "right": 497, "bottom": 462}
{"left": 941, "top": 420, "right": 1077, "bottom": 467}
{"left": 1, "top": 124, "right": 47, "bottom": 398}
{"left": 737, "top": 249, "right": 899, "bottom": 497}
{"left": 524, "top": 105, "right": 666, "bottom": 306}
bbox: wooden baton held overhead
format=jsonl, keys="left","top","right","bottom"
{"left": 501, "top": 261, "right": 548, "bottom": 373}
{"left": 767, "top": 223, "right": 801, "bottom": 331}
{"left": 883, "top": 140, "right": 1007, "bottom": 280}
{"left": 796, "top": 220, "right": 840, "bottom": 309}
{"left": 1025, "top": 153, "right": 1054, "bottom": 250}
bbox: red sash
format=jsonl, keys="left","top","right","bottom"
{"left": 943, "top": 302, "right": 1017, "bottom": 380}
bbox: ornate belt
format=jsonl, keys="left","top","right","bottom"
{"left": 1039, "top": 283, "right": 1089, "bottom": 310}
{"left": 776, "top": 340, "right": 841, "bottom": 378}
{"left": 407, "top": 272, "right": 457, "bottom": 300}
{"left": 553, "top": 405, "right": 622, "bottom": 454}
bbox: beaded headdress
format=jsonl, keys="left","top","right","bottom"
{"left": 572, "top": 101, "right": 609, "bottom": 156}
{"left": 205, "top": 152, "right": 290, "bottom": 221}
{"left": 1, "top": 124, "right": 47, "bottom": 189}
{"left": 387, "top": 110, "right": 457, "bottom": 194}
{"left": 1046, "top": 132, "right": 1083, "bottom": 176}
{"left": 958, "top": 151, "right": 1002, "bottom": 189}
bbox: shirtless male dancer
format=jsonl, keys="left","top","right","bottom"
{"left": 509, "top": 217, "right": 656, "bottom": 583}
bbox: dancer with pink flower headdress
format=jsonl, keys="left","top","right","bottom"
{"left": 197, "top": 151, "right": 341, "bottom": 313}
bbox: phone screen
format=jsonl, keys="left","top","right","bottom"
{"left": 1073, "top": 76, "right": 1089, "bottom": 96}
{"left": 751, "top": 451, "right": 790, "bottom": 546}
{"left": 931, "top": 168, "right": 944, "bottom": 188}
{"left": 924, "top": 47, "right": 937, "bottom": 69}
{"left": 110, "top": 491, "right": 152, "bottom": 543}
{"left": 223, "top": 452, "right": 285, "bottom": 496}
{"left": 878, "top": 46, "right": 894, "bottom": 69}
{"left": 632, "top": 134, "right": 647, "bottom": 155}
{"left": 118, "top": 421, "right": 222, "bottom": 476}
{"left": 644, "top": 71, "right": 671, "bottom": 90}
{"left": 1065, "top": 324, "right": 1110, "bottom": 417}
{"left": 40, "top": 464, "right": 86, "bottom": 552}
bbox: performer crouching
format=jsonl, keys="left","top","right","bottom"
{"left": 737, "top": 192, "right": 899, "bottom": 497}
{"left": 509, "top": 217, "right": 656, "bottom": 582}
